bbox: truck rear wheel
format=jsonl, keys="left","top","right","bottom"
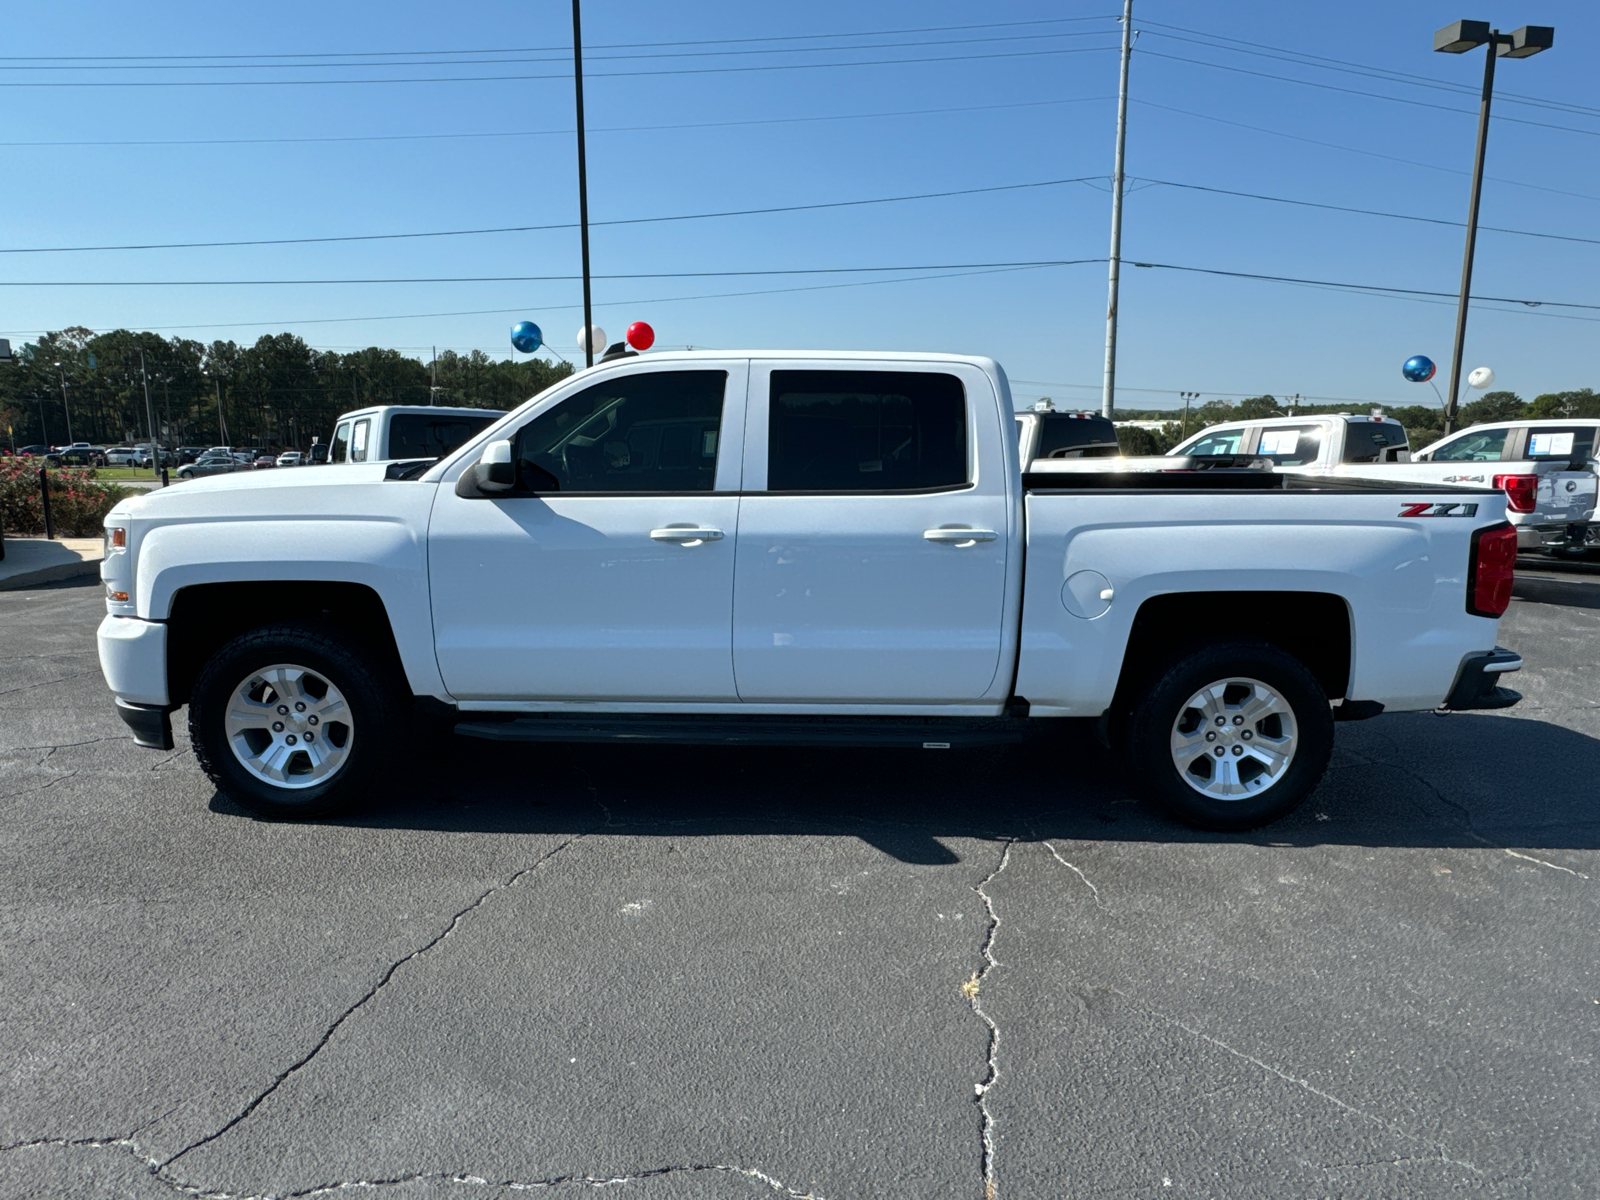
{"left": 1127, "top": 641, "right": 1333, "bottom": 831}
{"left": 189, "top": 622, "right": 405, "bottom": 819}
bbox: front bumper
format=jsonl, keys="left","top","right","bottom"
{"left": 1442, "top": 647, "right": 1523, "bottom": 711}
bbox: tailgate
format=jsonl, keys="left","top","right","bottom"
{"left": 1537, "top": 467, "right": 1598, "bottom": 523}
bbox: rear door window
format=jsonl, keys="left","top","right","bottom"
{"left": 766, "top": 370, "right": 968, "bottom": 492}
{"left": 1254, "top": 424, "right": 1324, "bottom": 466}
{"left": 1430, "top": 426, "right": 1509, "bottom": 461}
{"left": 1520, "top": 427, "right": 1595, "bottom": 462}
{"left": 1184, "top": 426, "right": 1247, "bottom": 457}
{"left": 331, "top": 421, "right": 351, "bottom": 464}
{"left": 1342, "top": 420, "right": 1408, "bottom": 463}
{"left": 388, "top": 413, "right": 499, "bottom": 460}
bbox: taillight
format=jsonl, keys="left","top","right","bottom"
{"left": 1491, "top": 473, "right": 1537, "bottom": 513}
{"left": 1467, "top": 523, "right": 1517, "bottom": 617}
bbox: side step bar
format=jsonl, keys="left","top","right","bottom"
{"left": 454, "top": 715, "right": 1025, "bottom": 750}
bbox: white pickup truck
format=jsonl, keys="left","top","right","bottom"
{"left": 1170, "top": 413, "right": 1599, "bottom": 554}
{"left": 96, "top": 352, "right": 1523, "bottom": 831}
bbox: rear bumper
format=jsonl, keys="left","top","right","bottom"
{"left": 1517, "top": 521, "right": 1591, "bottom": 550}
{"left": 1442, "top": 647, "right": 1523, "bottom": 711}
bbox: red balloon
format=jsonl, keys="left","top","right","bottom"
{"left": 626, "top": 321, "right": 655, "bottom": 350}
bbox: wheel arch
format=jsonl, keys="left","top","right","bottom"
{"left": 165, "top": 581, "right": 409, "bottom": 707}
{"left": 1113, "top": 590, "right": 1352, "bottom": 716}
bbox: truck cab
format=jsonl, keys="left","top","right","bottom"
{"left": 327, "top": 405, "right": 506, "bottom": 465}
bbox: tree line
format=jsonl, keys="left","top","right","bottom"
{"left": 1, "top": 326, "right": 573, "bottom": 451}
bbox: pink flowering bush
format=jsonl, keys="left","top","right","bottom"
{"left": 0, "top": 458, "right": 131, "bottom": 537}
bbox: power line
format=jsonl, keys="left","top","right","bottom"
{"left": 0, "top": 28, "right": 1121, "bottom": 72}
{"left": 1135, "top": 178, "right": 1600, "bottom": 247}
{"left": 1136, "top": 20, "right": 1600, "bottom": 122}
{"left": 0, "top": 43, "right": 1119, "bottom": 88}
{"left": 0, "top": 177, "right": 1102, "bottom": 255}
{"left": 1133, "top": 99, "right": 1600, "bottom": 206}
{"left": 1139, "top": 47, "right": 1600, "bottom": 140}
{"left": 0, "top": 95, "right": 1115, "bottom": 149}
{"left": 0, "top": 15, "right": 1119, "bottom": 63}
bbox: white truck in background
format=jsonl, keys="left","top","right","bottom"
{"left": 325, "top": 405, "right": 506, "bottom": 466}
{"left": 98, "top": 351, "right": 1522, "bottom": 832}
{"left": 1170, "top": 413, "right": 1598, "bottom": 554}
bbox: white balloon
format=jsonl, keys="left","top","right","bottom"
{"left": 576, "top": 324, "right": 608, "bottom": 353}
{"left": 1467, "top": 366, "right": 1496, "bottom": 389}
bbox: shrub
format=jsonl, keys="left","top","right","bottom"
{"left": 0, "top": 458, "right": 131, "bottom": 537}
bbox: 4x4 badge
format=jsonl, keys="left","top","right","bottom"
{"left": 1399, "top": 501, "right": 1480, "bottom": 517}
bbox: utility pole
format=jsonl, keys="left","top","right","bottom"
{"left": 1180, "top": 390, "right": 1198, "bottom": 437}
{"left": 572, "top": 0, "right": 595, "bottom": 368}
{"left": 53, "top": 363, "right": 74, "bottom": 443}
{"left": 431, "top": 346, "right": 439, "bottom": 406}
{"left": 137, "top": 349, "right": 159, "bottom": 475}
{"left": 1101, "top": 0, "right": 1134, "bottom": 420}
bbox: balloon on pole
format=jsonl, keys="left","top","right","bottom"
{"left": 626, "top": 321, "right": 655, "bottom": 351}
{"left": 1402, "top": 355, "right": 1436, "bottom": 383}
{"left": 510, "top": 321, "right": 543, "bottom": 354}
{"left": 1467, "top": 366, "right": 1496, "bottom": 390}
{"left": 576, "top": 324, "right": 607, "bottom": 354}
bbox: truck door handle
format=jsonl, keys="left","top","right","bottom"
{"left": 650, "top": 526, "right": 725, "bottom": 544}
{"left": 923, "top": 527, "right": 998, "bottom": 545}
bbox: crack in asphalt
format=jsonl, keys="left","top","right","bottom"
{"left": 0, "top": 770, "right": 79, "bottom": 801}
{"left": 2, "top": 1139, "right": 830, "bottom": 1199}
{"left": 0, "top": 668, "right": 100, "bottom": 698}
{"left": 967, "top": 838, "right": 1014, "bottom": 1200}
{"left": 1036, "top": 837, "right": 1104, "bottom": 907}
{"left": 161, "top": 826, "right": 600, "bottom": 1172}
{"left": 1107, "top": 988, "right": 1483, "bottom": 1177}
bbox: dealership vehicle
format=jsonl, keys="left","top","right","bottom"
{"left": 253, "top": 453, "right": 278, "bottom": 469}
{"left": 177, "top": 446, "right": 209, "bottom": 466}
{"left": 276, "top": 451, "right": 304, "bottom": 467}
{"left": 327, "top": 404, "right": 505, "bottom": 465}
{"left": 97, "top": 351, "right": 1522, "bottom": 831}
{"left": 15, "top": 444, "right": 49, "bottom": 457}
{"left": 1171, "top": 414, "right": 1598, "bottom": 554}
{"left": 47, "top": 444, "right": 106, "bottom": 467}
{"left": 1016, "top": 402, "right": 1122, "bottom": 461}
{"left": 103, "top": 446, "right": 140, "bottom": 467}
{"left": 175, "top": 451, "right": 248, "bottom": 480}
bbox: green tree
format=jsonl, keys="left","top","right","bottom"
{"left": 1528, "top": 389, "right": 1600, "bottom": 419}
{"left": 1458, "top": 390, "right": 1524, "bottom": 426}
{"left": 1236, "top": 395, "right": 1280, "bottom": 419}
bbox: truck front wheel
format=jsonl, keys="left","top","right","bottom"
{"left": 189, "top": 622, "right": 405, "bottom": 819}
{"left": 1127, "top": 641, "right": 1334, "bottom": 831}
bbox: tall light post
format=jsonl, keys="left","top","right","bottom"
{"left": 572, "top": 0, "right": 595, "bottom": 369}
{"left": 1179, "top": 390, "right": 1199, "bottom": 437}
{"left": 53, "top": 362, "right": 74, "bottom": 443}
{"left": 1433, "top": 20, "right": 1553, "bottom": 435}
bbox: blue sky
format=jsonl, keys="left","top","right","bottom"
{"left": 2, "top": 1, "right": 1595, "bottom": 411}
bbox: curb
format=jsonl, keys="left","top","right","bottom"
{"left": 0, "top": 556, "right": 102, "bottom": 591}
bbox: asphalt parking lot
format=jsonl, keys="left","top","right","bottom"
{"left": 3, "top": 572, "right": 1597, "bottom": 1200}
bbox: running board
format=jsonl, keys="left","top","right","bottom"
{"left": 453, "top": 715, "right": 1025, "bottom": 749}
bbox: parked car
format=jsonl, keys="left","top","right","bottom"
{"left": 1016, "top": 402, "right": 1121, "bottom": 460}
{"left": 99, "top": 350, "right": 1521, "bottom": 832}
{"left": 327, "top": 404, "right": 504, "bottom": 465}
{"left": 175, "top": 451, "right": 246, "bottom": 481}
{"left": 307, "top": 442, "right": 329, "bottom": 464}
{"left": 252, "top": 454, "right": 277, "bottom": 469}
{"left": 276, "top": 451, "right": 304, "bottom": 467}
{"left": 1169, "top": 414, "right": 1600, "bottom": 556}
{"left": 177, "top": 446, "right": 209, "bottom": 465}
{"left": 48, "top": 445, "right": 106, "bottom": 467}
{"left": 14, "top": 444, "right": 49, "bottom": 457}
{"left": 104, "top": 447, "right": 140, "bottom": 467}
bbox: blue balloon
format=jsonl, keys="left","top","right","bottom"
{"left": 1402, "top": 355, "right": 1436, "bottom": 383}
{"left": 510, "top": 321, "right": 543, "bottom": 354}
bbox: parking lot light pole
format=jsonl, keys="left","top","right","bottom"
{"left": 1433, "top": 20, "right": 1553, "bottom": 436}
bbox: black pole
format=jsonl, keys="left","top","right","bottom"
{"left": 1444, "top": 34, "right": 1498, "bottom": 437}
{"left": 572, "top": 0, "right": 594, "bottom": 369}
{"left": 38, "top": 467, "right": 54, "bottom": 540}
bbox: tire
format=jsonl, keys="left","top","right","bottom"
{"left": 189, "top": 622, "right": 407, "bottom": 819}
{"left": 1127, "top": 641, "right": 1334, "bottom": 832}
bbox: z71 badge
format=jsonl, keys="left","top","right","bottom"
{"left": 1399, "top": 501, "right": 1480, "bottom": 517}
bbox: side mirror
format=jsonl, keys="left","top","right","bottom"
{"left": 476, "top": 439, "right": 516, "bottom": 492}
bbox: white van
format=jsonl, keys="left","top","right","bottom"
{"left": 327, "top": 405, "right": 505, "bottom": 465}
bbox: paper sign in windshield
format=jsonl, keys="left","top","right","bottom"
{"left": 1528, "top": 431, "right": 1574, "bottom": 457}
{"left": 1260, "top": 430, "right": 1301, "bottom": 455}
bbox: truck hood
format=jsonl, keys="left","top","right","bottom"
{"left": 109, "top": 463, "right": 420, "bottom": 523}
